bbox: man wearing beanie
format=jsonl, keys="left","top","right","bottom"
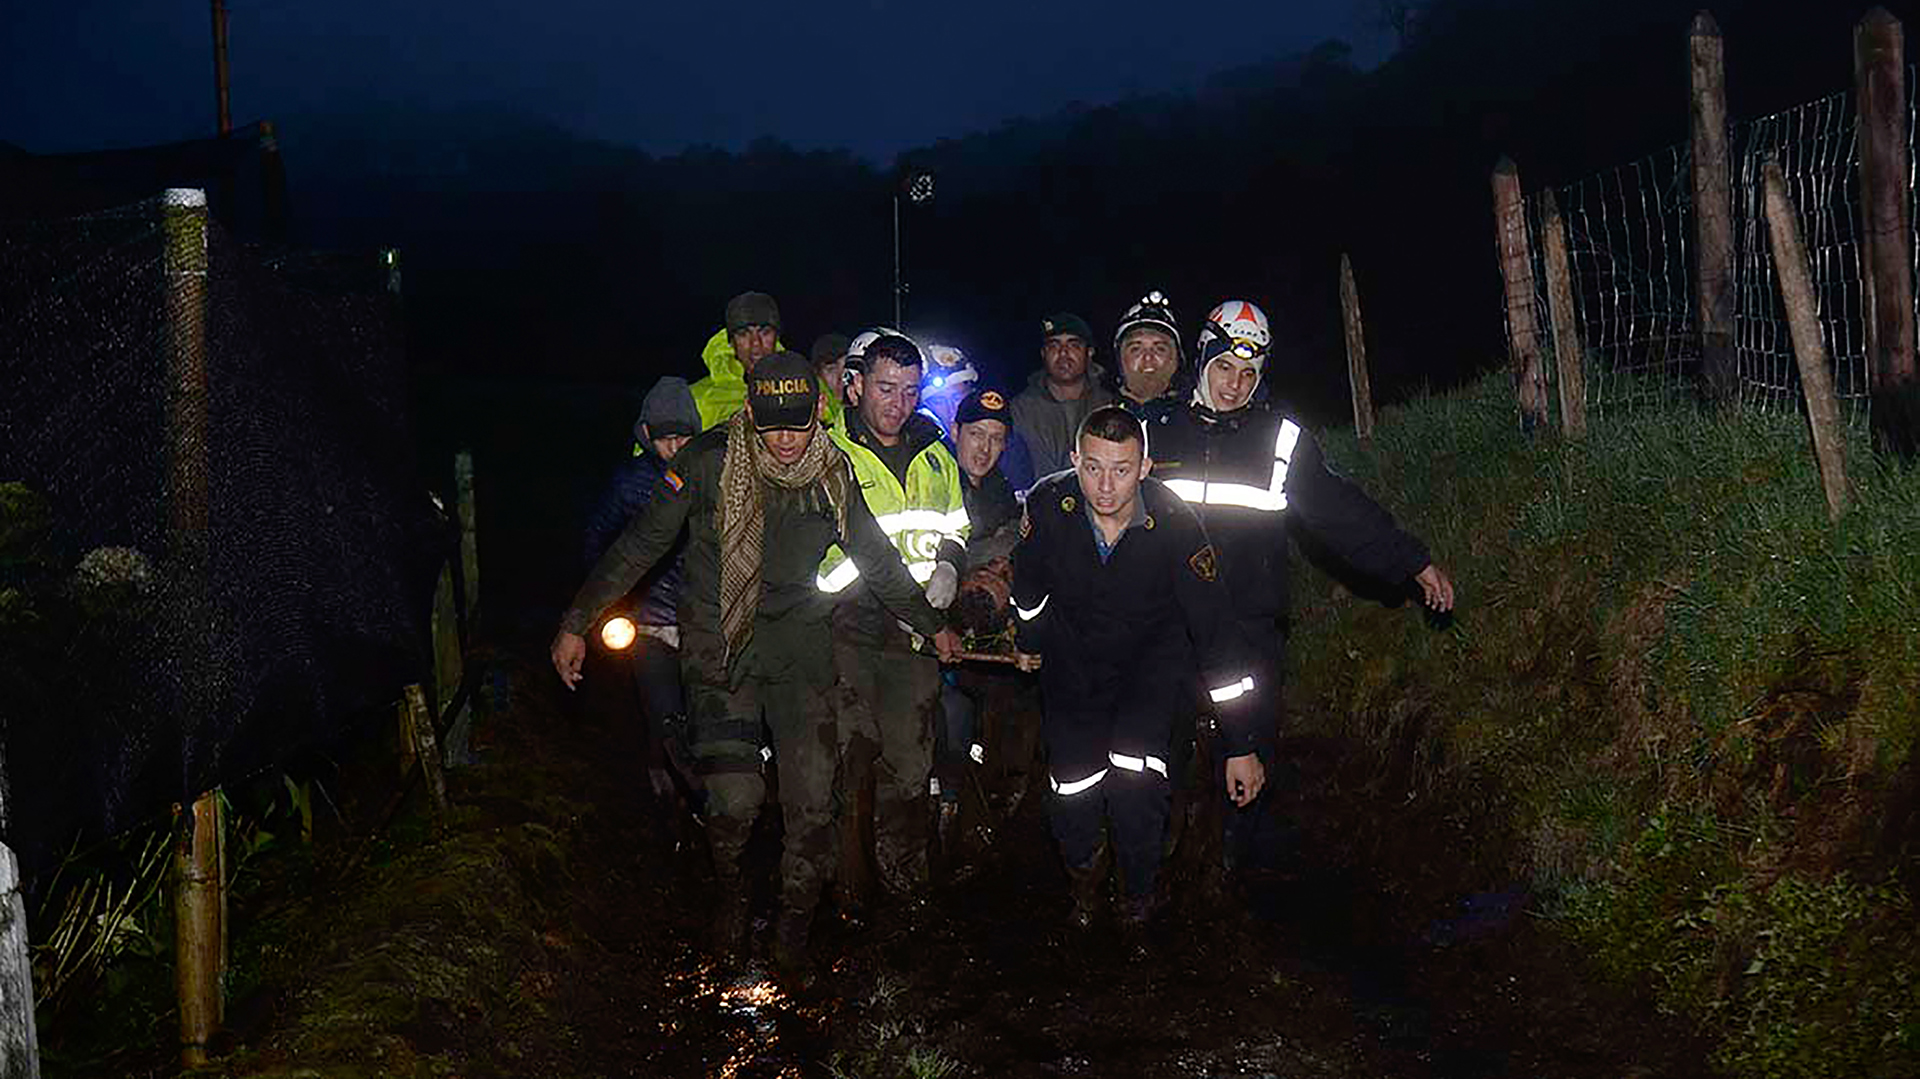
{"left": 1151, "top": 299, "right": 1454, "bottom": 892}
{"left": 582, "top": 376, "right": 704, "bottom": 825}
{"left": 689, "top": 290, "right": 785, "bottom": 430}
{"left": 553, "top": 352, "right": 961, "bottom": 977}
{"left": 1109, "top": 290, "right": 1189, "bottom": 432}
{"left": 1011, "top": 311, "right": 1115, "bottom": 478}
{"left": 809, "top": 332, "right": 852, "bottom": 428}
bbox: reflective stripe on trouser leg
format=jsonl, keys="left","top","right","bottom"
{"left": 1105, "top": 766, "right": 1171, "bottom": 900}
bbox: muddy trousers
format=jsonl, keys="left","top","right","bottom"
{"left": 1044, "top": 708, "right": 1172, "bottom": 900}
{"left": 832, "top": 634, "right": 941, "bottom": 896}
{"left": 685, "top": 651, "right": 837, "bottom": 916}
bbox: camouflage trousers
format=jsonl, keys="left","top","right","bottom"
{"left": 832, "top": 632, "right": 942, "bottom": 899}
{"left": 682, "top": 631, "right": 837, "bottom": 914}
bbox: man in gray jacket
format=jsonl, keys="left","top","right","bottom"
{"left": 1010, "top": 312, "right": 1116, "bottom": 477}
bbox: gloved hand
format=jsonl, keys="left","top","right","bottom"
{"left": 924, "top": 560, "right": 959, "bottom": 609}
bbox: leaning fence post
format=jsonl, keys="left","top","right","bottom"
{"left": 1855, "top": 7, "right": 1919, "bottom": 458}
{"left": 1339, "top": 254, "right": 1376, "bottom": 440}
{"left": 454, "top": 450, "right": 479, "bottom": 636}
{"left": 1540, "top": 190, "right": 1590, "bottom": 439}
{"left": 0, "top": 763, "right": 41, "bottom": 1079}
{"left": 173, "top": 793, "right": 225, "bottom": 1068}
{"left": 1762, "top": 158, "right": 1851, "bottom": 520}
{"left": 1492, "top": 157, "right": 1548, "bottom": 432}
{"left": 1689, "top": 11, "right": 1738, "bottom": 407}
{"left": 402, "top": 685, "right": 451, "bottom": 822}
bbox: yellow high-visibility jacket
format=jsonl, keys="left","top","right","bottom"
{"left": 816, "top": 415, "right": 969, "bottom": 595}
{"left": 688, "top": 328, "right": 843, "bottom": 431}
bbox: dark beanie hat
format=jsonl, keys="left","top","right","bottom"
{"left": 954, "top": 388, "right": 1013, "bottom": 429}
{"left": 636, "top": 376, "right": 700, "bottom": 441}
{"left": 744, "top": 351, "right": 819, "bottom": 432}
{"left": 725, "top": 291, "right": 781, "bottom": 333}
{"left": 809, "top": 332, "right": 852, "bottom": 370}
{"left": 1040, "top": 311, "right": 1093, "bottom": 344}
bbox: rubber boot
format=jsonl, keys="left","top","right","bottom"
{"left": 1115, "top": 891, "right": 1157, "bottom": 961}
{"left": 711, "top": 872, "right": 751, "bottom": 958}
{"left": 1064, "top": 839, "right": 1110, "bottom": 931}
{"left": 772, "top": 904, "right": 813, "bottom": 979}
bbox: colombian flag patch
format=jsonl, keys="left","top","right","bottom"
{"left": 663, "top": 470, "right": 685, "bottom": 492}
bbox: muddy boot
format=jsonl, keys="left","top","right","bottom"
{"left": 1064, "top": 840, "right": 1110, "bottom": 932}
{"left": 1115, "top": 892, "right": 1158, "bottom": 961}
{"left": 710, "top": 873, "right": 751, "bottom": 958}
{"left": 771, "top": 904, "right": 814, "bottom": 979}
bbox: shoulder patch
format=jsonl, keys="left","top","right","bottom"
{"left": 663, "top": 470, "right": 685, "bottom": 492}
{"left": 1188, "top": 543, "right": 1218, "bottom": 582}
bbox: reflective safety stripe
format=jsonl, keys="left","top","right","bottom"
{"left": 1165, "top": 419, "right": 1301, "bottom": 513}
{"left": 1209, "top": 675, "right": 1256, "bottom": 704}
{"left": 1108, "top": 751, "right": 1169, "bottom": 777}
{"left": 929, "top": 777, "right": 942, "bottom": 797}
{"left": 1050, "top": 768, "right": 1108, "bottom": 796}
{"left": 816, "top": 555, "right": 941, "bottom": 591}
{"left": 760, "top": 745, "right": 774, "bottom": 762}
{"left": 969, "top": 743, "right": 986, "bottom": 765}
{"left": 872, "top": 507, "right": 972, "bottom": 538}
{"left": 1015, "top": 595, "right": 1049, "bottom": 621}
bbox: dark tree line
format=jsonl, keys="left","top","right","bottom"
{"left": 279, "top": 0, "right": 1913, "bottom": 423}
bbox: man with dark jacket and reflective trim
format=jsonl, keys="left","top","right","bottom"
{"left": 1109, "top": 290, "right": 1190, "bottom": 433}
{"left": 1151, "top": 299, "right": 1454, "bottom": 871}
{"left": 1011, "top": 405, "right": 1265, "bottom": 936}
{"left": 552, "top": 352, "right": 962, "bottom": 973}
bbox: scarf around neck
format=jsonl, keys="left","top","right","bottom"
{"left": 716, "top": 409, "right": 851, "bottom": 666}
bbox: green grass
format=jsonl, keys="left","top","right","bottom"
{"left": 1286, "top": 372, "right": 1920, "bottom": 1077}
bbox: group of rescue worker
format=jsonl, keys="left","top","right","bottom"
{"left": 551, "top": 288, "right": 1455, "bottom": 977}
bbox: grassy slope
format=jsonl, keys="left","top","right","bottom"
{"left": 1285, "top": 373, "right": 1920, "bottom": 1077}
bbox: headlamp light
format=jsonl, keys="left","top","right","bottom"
{"left": 600, "top": 616, "right": 638, "bottom": 651}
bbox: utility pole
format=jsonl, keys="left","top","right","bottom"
{"left": 212, "top": 0, "right": 232, "bottom": 136}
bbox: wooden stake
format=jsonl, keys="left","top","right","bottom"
{"left": 211, "top": 0, "right": 231, "bottom": 136}
{"left": 454, "top": 451, "right": 479, "bottom": 640}
{"left": 173, "top": 793, "right": 224, "bottom": 1067}
{"left": 1762, "top": 159, "right": 1850, "bottom": 521}
{"left": 431, "top": 562, "right": 462, "bottom": 720}
{"left": 1540, "top": 190, "right": 1589, "bottom": 439}
{"left": 403, "top": 685, "right": 451, "bottom": 821}
{"left": 1690, "top": 11, "right": 1738, "bottom": 406}
{"left": 1339, "top": 254, "right": 1376, "bottom": 440}
{"left": 1855, "top": 7, "right": 1919, "bottom": 457}
{"left": 0, "top": 764, "right": 41, "bottom": 1079}
{"left": 1491, "top": 157, "right": 1548, "bottom": 431}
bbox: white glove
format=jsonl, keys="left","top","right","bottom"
{"left": 924, "top": 561, "right": 959, "bottom": 609}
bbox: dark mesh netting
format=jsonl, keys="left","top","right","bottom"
{"left": 0, "top": 192, "right": 442, "bottom": 877}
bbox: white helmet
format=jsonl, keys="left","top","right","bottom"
{"left": 846, "top": 326, "right": 908, "bottom": 374}
{"left": 921, "top": 343, "right": 979, "bottom": 397}
{"left": 1196, "top": 300, "right": 1271, "bottom": 367}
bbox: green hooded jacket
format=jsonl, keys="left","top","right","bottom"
{"left": 689, "top": 328, "right": 845, "bottom": 431}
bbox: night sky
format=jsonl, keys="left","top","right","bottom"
{"left": 3, "top": 0, "right": 1391, "bottom": 159}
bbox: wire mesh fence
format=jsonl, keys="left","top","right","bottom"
{"left": 1515, "top": 79, "right": 1912, "bottom": 419}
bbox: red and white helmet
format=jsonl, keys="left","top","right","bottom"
{"left": 1196, "top": 300, "right": 1271, "bottom": 367}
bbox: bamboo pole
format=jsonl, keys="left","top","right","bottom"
{"left": 1762, "top": 159, "right": 1850, "bottom": 521}
{"left": 0, "top": 771, "right": 41, "bottom": 1079}
{"left": 1540, "top": 190, "right": 1589, "bottom": 439}
{"left": 402, "top": 685, "right": 451, "bottom": 821}
{"left": 1339, "top": 254, "right": 1376, "bottom": 440}
{"left": 1689, "top": 11, "right": 1738, "bottom": 406}
{"left": 173, "top": 793, "right": 224, "bottom": 1067}
{"left": 1491, "top": 156, "right": 1548, "bottom": 431}
{"left": 1855, "top": 7, "right": 1919, "bottom": 458}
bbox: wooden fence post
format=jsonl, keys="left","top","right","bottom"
{"left": 1339, "top": 254, "right": 1376, "bottom": 440}
{"left": 1492, "top": 157, "right": 1548, "bottom": 431}
{"left": 1540, "top": 190, "right": 1590, "bottom": 438}
{"left": 454, "top": 450, "right": 479, "bottom": 637}
{"left": 402, "top": 685, "right": 451, "bottom": 822}
{"left": 1762, "top": 159, "right": 1851, "bottom": 520}
{"left": 0, "top": 765, "right": 41, "bottom": 1079}
{"left": 173, "top": 793, "right": 225, "bottom": 1067}
{"left": 1855, "top": 7, "right": 1919, "bottom": 458}
{"left": 1690, "top": 11, "right": 1738, "bottom": 406}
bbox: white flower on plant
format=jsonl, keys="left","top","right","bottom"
{"left": 71, "top": 546, "right": 155, "bottom": 596}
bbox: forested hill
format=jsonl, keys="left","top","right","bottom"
{"left": 278, "top": 0, "right": 1910, "bottom": 420}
